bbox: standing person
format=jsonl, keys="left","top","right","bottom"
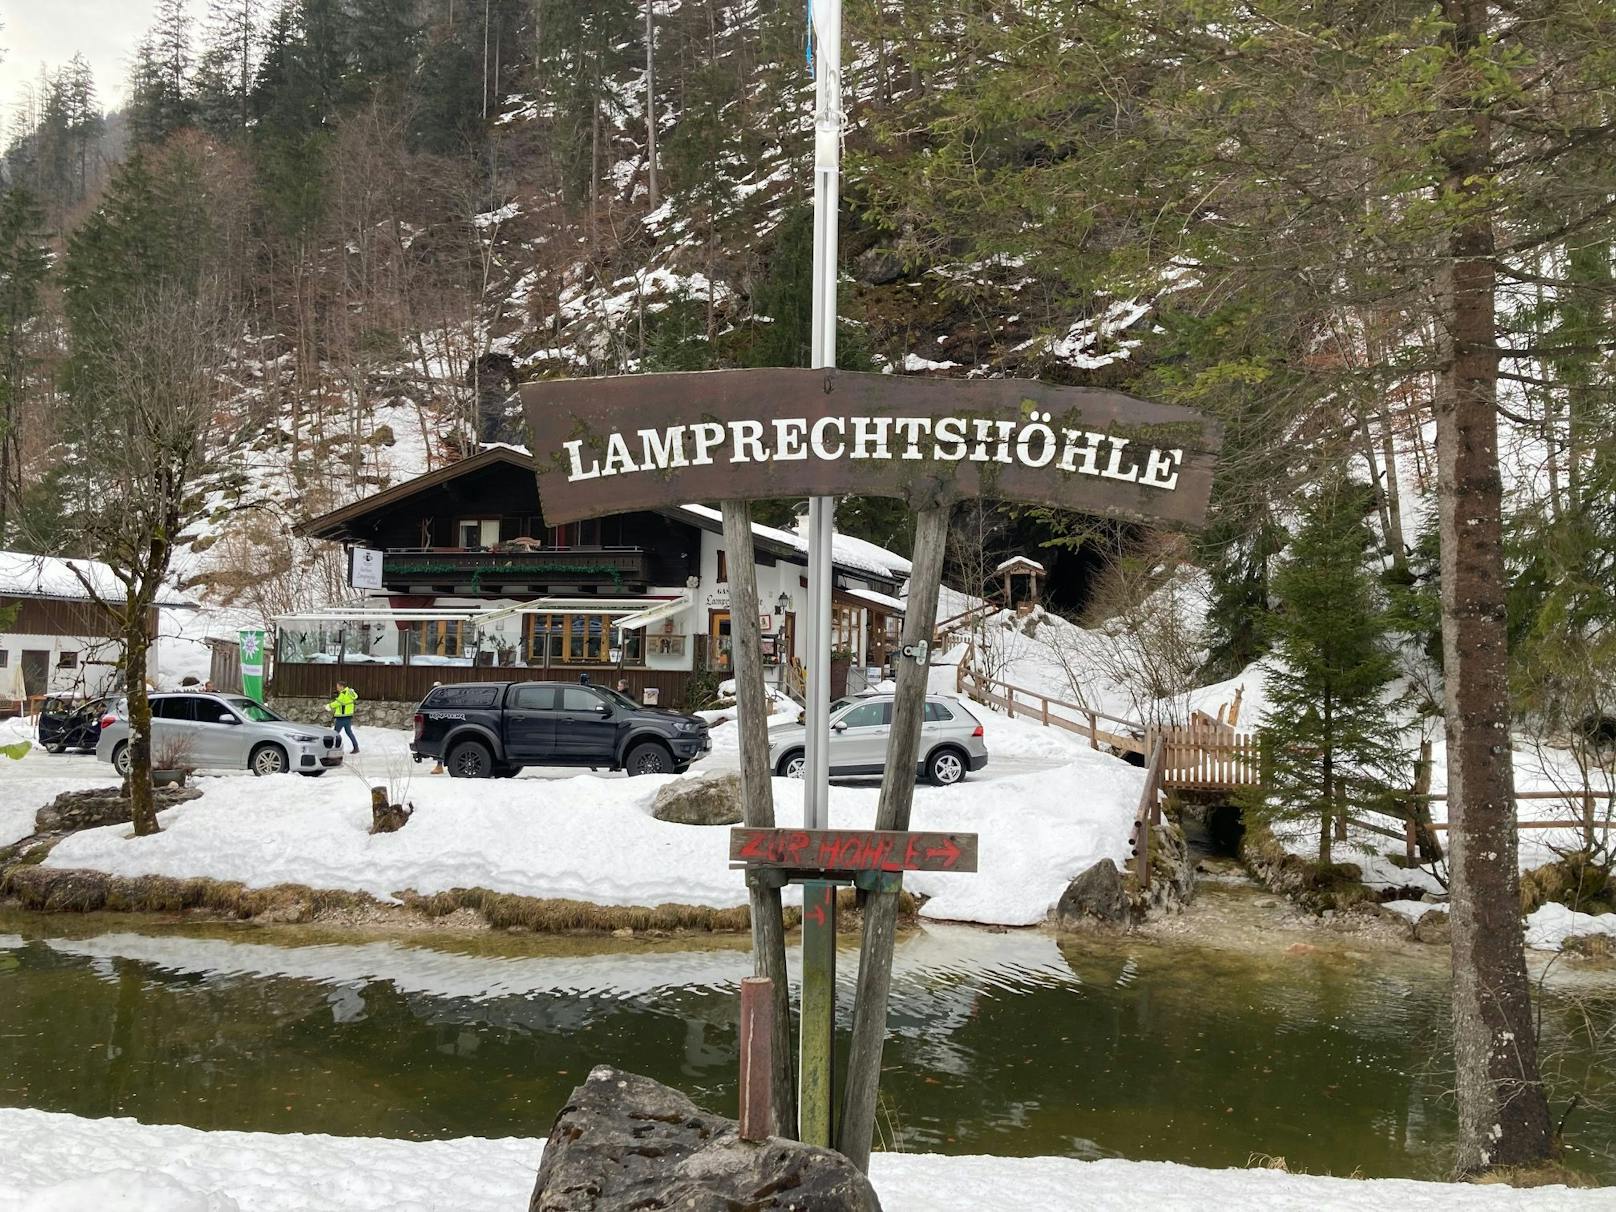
{"left": 328, "top": 681, "right": 360, "bottom": 754}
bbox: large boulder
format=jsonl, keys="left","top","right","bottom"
{"left": 1055, "top": 858, "right": 1126, "bottom": 927}
{"left": 651, "top": 772, "right": 745, "bottom": 826}
{"left": 1413, "top": 909, "right": 1451, "bottom": 945}
{"left": 530, "top": 1067, "right": 882, "bottom": 1211}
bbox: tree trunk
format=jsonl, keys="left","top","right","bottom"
{"left": 645, "top": 0, "right": 659, "bottom": 209}
{"left": 1437, "top": 0, "right": 1552, "bottom": 1173}
{"left": 838, "top": 504, "right": 951, "bottom": 1171}
{"left": 720, "top": 500, "right": 797, "bottom": 1140}
{"left": 123, "top": 611, "right": 159, "bottom": 837}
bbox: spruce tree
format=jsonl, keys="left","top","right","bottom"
{"left": 1256, "top": 476, "right": 1406, "bottom": 867}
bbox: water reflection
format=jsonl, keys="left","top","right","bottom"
{"left": 0, "top": 919, "right": 1611, "bottom": 1181}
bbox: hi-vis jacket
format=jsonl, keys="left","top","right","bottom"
{"left": 328, "top": 687, "right": 359, "bottom": 718}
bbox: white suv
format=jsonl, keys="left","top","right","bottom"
{"left": 768, "top": 694, "right": 988, "bottom": 785}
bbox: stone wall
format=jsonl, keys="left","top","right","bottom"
{"left": 273, "top": 696, "right": 420, "bottom": 730}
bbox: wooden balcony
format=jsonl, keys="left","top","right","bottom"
{"left": 379, "top": 547, "right": 650, "bottom": 592}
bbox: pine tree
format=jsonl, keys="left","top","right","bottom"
{"left": 1255, "top": 476, "right": 1406, "bottom": 868}
{"left": 0, "top": 186, "right": 48, "bottom": 540}
{"left": 195, "top": 0, "right": 260, "bottom": 136}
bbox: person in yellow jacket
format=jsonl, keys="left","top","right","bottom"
{"left": 328, "top": 681, "right": 360, "bottom": 754}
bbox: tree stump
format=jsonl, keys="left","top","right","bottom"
{"left": 369, "top": 786, "right": 413, "bottom": 834}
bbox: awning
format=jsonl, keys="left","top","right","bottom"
{"left": 838, "top": 586, "right": 906, "bottom": 616}
{"left": 615, "top": 593, "right": 694, "bottom": 632}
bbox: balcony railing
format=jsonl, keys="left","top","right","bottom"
{"left": 380, "top": 546, "right": 648, "bottom": 590}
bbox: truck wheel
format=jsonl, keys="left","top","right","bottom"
{"left": 447, "top": 740, "right": 493, "bottom": 778}
{"left": 926, "top": 747, "right": 966, "bottom": 786}
{"left": 625, "top": 742, "right": 673, "bottom": 776}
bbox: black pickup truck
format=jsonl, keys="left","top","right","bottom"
{"left": 410, "top": 681, "right": 712, "bottom": 778}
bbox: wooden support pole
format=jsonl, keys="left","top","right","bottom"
{"left": 837, "top": 504, "right": 951, "bottom": 1172}
{"left": 721, "top": 500, "right": 798, "bottom": 1140}
{"left": 739, "top": 976, "right": 775, "bottom": 1142}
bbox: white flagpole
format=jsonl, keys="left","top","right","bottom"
{"left": 799, "top": 0, "right": 842, "bottom": 1150}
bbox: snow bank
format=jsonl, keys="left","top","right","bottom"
{"left": 37, "top": 742, "right": 1140, "bottom": 927}
{"left": 1, "top": 1109, "right": 1607, "bottom": 1211}
{"left": 1524, "top": 902, "right": 1616, "bottom": 953}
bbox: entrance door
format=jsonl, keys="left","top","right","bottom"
{"left": 708, "top": 610, "right": 733, "bottom": 673}
{"left": 782, "top": 612, "right": 797, "bottom": 663}
{"left": 20, "top": 650, "right": 48, "bottom": 698}
{"left": 504, "top": 683, "right": 557, "bottom": 761}
{"left": 553, "top": 685, "right": 618, "bottom": 762}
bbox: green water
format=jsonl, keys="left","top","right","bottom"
{"left": 1, "top": 896, "right": 1613, "bottom": 1183}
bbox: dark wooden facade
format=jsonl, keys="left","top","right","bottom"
{"left": 298, "top": 449, "right": 704, "bottom": 596}
{"left": 2, "top": 595, "right": 160, "bottom": 639}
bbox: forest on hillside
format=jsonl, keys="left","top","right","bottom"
{"left": 0, "top": 0, "right": 1612, "bottom": 733}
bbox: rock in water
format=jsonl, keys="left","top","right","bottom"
{"left": 650, "top": 772, "right": 745, "bottom": 826}
{"left": 530, "top": 1067, "right": 882, "bottom": 1211}
{"left": 1054, "top": 858, "right": 1126, "bottom": 926}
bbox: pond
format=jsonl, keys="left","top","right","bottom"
{"left": 2, "top": 890, "right": 1613, "bottom": 1183}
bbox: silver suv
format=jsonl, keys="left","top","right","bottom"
{"left": 768, "top": 694, "right": 988, "bottom": 785}
{"left": 96, "top": 692, "right": 346, "bottom": 778}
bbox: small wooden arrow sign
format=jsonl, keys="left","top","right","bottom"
{"left": 730, "top": 827, "right": 979, "bottom": 875}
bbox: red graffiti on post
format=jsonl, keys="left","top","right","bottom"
{"left": 730, "top": 828, "right": 978, "bottom": 875}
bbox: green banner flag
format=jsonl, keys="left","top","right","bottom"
{"left": 239, "top": 630, "right": 266, "bottom": 701}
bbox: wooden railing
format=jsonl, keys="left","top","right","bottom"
{"left": 1157, "top": 720, "right": 1261, "bottom": 790}
{"left": 933, "top": 601, "right": 1000, "bottom": 647}
{"left": 1349, "top": 788, "right": 1614, "bottom": 864}
{"left": 1130, "top": 740, "right": 1167, "bottom": 887}
{"left": 955, "top": 644, "right": 1148, "bottom": 756}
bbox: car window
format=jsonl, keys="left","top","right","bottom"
{"left": 426, "top": 685, "right": 502, "bottom": 708}
{"left": 559, "top": 687, "right": 605, "bottom": 712}
{"left": 924, "top": 701, "right": 955, "bottom": 723}
{"left": 840, "top": 701, "right": 889, "bottom": 728}
{"left": 510, "top": 684, "right": 555, "bottom": 710}
{"left": 597, "top": 687, "right": 639, "bottom": 710}
{"left": 151, "top": 697, "right": 196, "bottom": 722}
{"left": 226, "top": 698, "right": 281, "bottom": 723}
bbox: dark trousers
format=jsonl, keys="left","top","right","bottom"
{"left": 334, "top": 717, "right": 358, "bottom": 751}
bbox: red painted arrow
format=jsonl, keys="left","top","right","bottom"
{"left": 925, "top": 837, "right": 961, "bottom": 868}
{"left": 806, "top": 903, "right": 826, "bottom": 927}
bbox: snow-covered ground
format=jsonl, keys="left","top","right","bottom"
{"left": 10, "top": 705, "right": 1141, "bottom": 928}
{"left": 0, "top": 1108, "right": 1606, "bottom": 1211}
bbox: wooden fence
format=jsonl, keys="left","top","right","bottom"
{"left": 1156, "top": 721, "right": 1262, "bottom": 790}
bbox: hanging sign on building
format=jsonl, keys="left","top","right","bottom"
{"left": 521, "top": 368, "right": 1220, "bottom": 527}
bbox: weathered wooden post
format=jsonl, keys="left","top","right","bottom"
{"left": 721, "top": 500, "right": 797, "bottom": 1139}
{"left": 836, "top": 504, "right": 951, "bottom": 1170}
{"left": 738, "top": 975, "right": 775, "bottom": 1142}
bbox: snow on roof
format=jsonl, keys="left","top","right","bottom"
{"left": 996, "top": 556, "right": 1045, "bottom": 573}
{"left": 0, "top": 551, "right": 192, "bottom": 608}
{"left": 846, "top": 586, "right": 906, "bottom": 615}
{"left": 675, "top": 505, "right": 911, "bottom": 582}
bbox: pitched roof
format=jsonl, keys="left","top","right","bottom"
{"left": 0, "top": 551, "right": 193, "bottom": 607}
{"left": 296, "top": 446, "right": 532, "bottom": 541}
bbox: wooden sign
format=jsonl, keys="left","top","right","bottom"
{"left": 521, "top": 368, "right": 1220, "bottom": 527}
{"left": 730, "top": 827, "right": 978, "bottom": 874}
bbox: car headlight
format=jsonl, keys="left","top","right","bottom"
{"left": 290, "top": 733, "right": 320, "bottom": 743}
{"left": 675, "top": 721, "right": 702, "bottom": 733}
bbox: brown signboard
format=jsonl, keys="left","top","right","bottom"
{"left": 521, "top": 368, "right": 1220, "bottom": 527}
{"left": 730, "top": 827, "right": 979, "bottom": 874}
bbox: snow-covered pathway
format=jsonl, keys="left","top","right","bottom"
{"left": 0, "top": 1108, "right": 1605, "bottom": 1212}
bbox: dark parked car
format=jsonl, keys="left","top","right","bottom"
{"left": 411, "top": 681, "right": 711, "bottom": 778}
{"left": 37, "top": 696, "right": 110, "bottom": 754}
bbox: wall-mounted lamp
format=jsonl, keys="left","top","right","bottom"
{"left": 775, "top": 592, "right": 790, "bottom": 616}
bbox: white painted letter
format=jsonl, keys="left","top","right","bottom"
{"left": 564, "top": 439, "right": 602, "bottom": 481}
{"left": 1100, "top": 437, "right": 1140, "bottom": 483}
{"left": 773, "top": 417, "right": 808, "bottom": 461}
{"left": 933, "top": 416, "right": 967, "bottom": 461}
{"left": 639, "top": 426, "right": 689, "bottom": 470}
{"left": 810, "top": 416, "right": 846, "bottom": 460}
{"left": 689, "top": 422, "right": 726, "bottom": 466}
{"left": 893, "top": 417, "right": 932, "bottom": 460}
{"left": 1139, "top": 447, "right": 1183, "bottom": 490}
{"left": 729, "top": 419, "right": 768, "bottom": 464}
{"left": 850, "top": 416, "right": 893, "bottom": 459}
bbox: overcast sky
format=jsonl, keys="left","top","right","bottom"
{"left": 1, "top": 0, "right": 162, "bottom": 128}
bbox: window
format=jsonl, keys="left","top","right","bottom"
{"left": 56, "top": 650, "right": 78, "bottom": 669}
{"left": 559, "top": 686, "right": 605, "bottom": 712}
{"left": 509, "top": 684, "right": 555, "bottom": 710}
{"left": 0, "top": 650, "right": 9, "bottom": 668}
{"left": 526, "top": 613, "right": 614, "bottom": 664}
{"left": 708, "top": 610, "right": 733, "bottom": 672}
{"left": 414, "top": 620, "right": 465, "bottom": 659}
{"left": 839, "top": 701, "right": 890, "bottom": 729}
{"left": 924, "top": 701, "right": 956, "bottom": 723}
{"left": 151, "top": 696, "right": 198, "bottom": 721}
{"left": 227, "top": 698, "right": 283, "bottom": 723}
{"left": 831, "top": 605, "right": 860, "bottom": 656}
{"left": 426, "top": 684, "right": 502, "bottom": 708}
{"left": 457, "top": 519, "right": 500, "bottom": 548}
